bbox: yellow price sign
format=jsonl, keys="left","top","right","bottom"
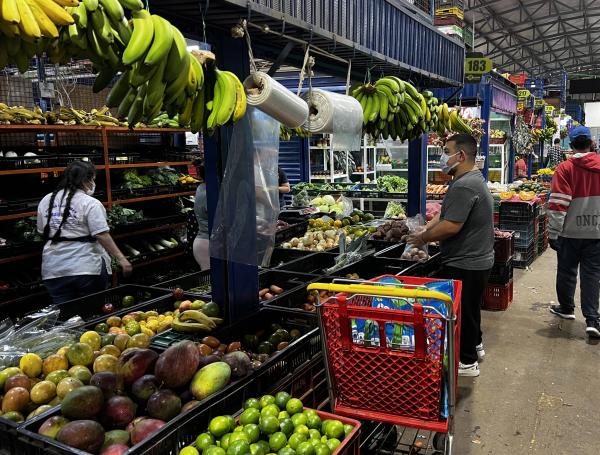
{"left": 517, "top": 101, "right": 525, "bottom": 111}
{"left": 545, "top": 105, "right": 555, "bottom": 114}
{"left": 465, "top": 57, "right": 493, "bottom": 75}
{"left": 517, "top": 89, "right": 530, "bottom": 98}
{"left": 534, "top": 99, "right": 544, "bottom": 108}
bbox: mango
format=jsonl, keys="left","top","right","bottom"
{"left": 190, "top": 362, "right": 231, "bottom": 401}
{"left": 61, "top": 385, "right": 104, "bottom": 420}
{"left": 38, "top": 415, "right": 70, "bottom": 439}
{"left": 2, "top": 387, "right": 29, "bottom": 412}
{"left": 154, "top": 340, "right": 200, "bottom": 389}
{"left": 57, "top": 420, "right": 105, "bottom": 453}
{"left": 30, "top": 380, "right": 57, "bottom": 404}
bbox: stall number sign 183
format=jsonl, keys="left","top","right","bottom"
{"left": 465, "top": 58, "right": 492, "bottom": 74}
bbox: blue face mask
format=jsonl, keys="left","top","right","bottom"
{"left": 440, "top": 152, "right": 460, "bottom": 174}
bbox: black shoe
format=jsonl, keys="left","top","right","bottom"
{"left": 549, "top": 305, "right": 575, "bottom": 320}
{"left": 586, "top": 320, "right": 600, "bottom": 338}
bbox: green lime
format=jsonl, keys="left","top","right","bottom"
{"left": 278, "top": 411, "right": 290, "bottom": 420}
{"left": 320, "top": 436, "right": 327, "bottom": 444}
{"left": 269, "top": 432, "right": 288, "bottom": 452}
{"left": 325, "top": 439, "right": 340, "bottom": 452}
{"left": 196, "top": 433, "right": 216, "bottom": 451}
{"left": 233, "top": 426, "right": 245, "bottom": 433}
{"left": 259, "top": 395, "right": 276, "bottom": 408}
{"left": 274, "top": 391, "right": 291, "bottom": 409}
{"left": 243, "top": 424, "right": 260, "bottom": 443}
{"left": 308, "top": 430, "right": 321, "bottom": 441}
{"left": 293, "top": 425, "right": 309, "bottom": 437}
{"left": 302, "top": 409, "right": 317, "bottom": 418}
{"left": 279, "top": 418, "right": 294, "bottom": 437}
{"left": 220, "top": 434, "right": 233, "bottom": 451}
{"left": 205, "top": 448, "right": 226, "bottom": 455}
{"left": 122, "top": 295, "right": 135, "bottom": 307}
{"left": 278, "top": 448, "right": 296, "bottom": 455}
{"left": 240, "top": 408, "right": 261, "bottom": 425}
{"left": 224, "top": 416, "right": 236, "bottom": 432}
{"left": 259, "top": 415, "right": 280, "bottom": 435}
{"left": 324, "top": 421, "right": 344, "bottom": 440}
{"left": 306, "top": 415, "right": 321, "bottom": 431}
{"left": 290, "top": 413, "right": 307, "bottom": 427}
{"left": 261, "top": 404, "right": 280, "bottom": 418}
{"left": 101, "top": 334, "right": 116, "bottom": 347}
{"left": 180, "top": 447, "right": 200, "bottom": 455}
{"left": 209, "top": 416, "right": 232, "bottom": 438}
{"left": 343, "top": 424, "right": 354, "bottom": 438}
{"left": 287, "top": 433, "right": 307, "bottom": 450}
{"left": 309, "top": 440, "right": 320, "bottom": 448}
{"left": 296, "top": 441, "right": 315, "bottom": 455}
{"left": 94, "top": 322, "right": 109, "bottom": 333}
{"left": 244, "top": 398, "right": 261, "bottom": 410}
{"left": 227, "top": 440, "right": 250, "bottom": 455}
{"left": 254, "top": 441, "right": 270, "bottom": 455}
{"left": 286, "top": 398, "right": 303, "bottom": 415}
{"left": 250, "top": 444, "right": 268, "bottom": 455}
{"left": 229, "top": 432, "right": 250, "bottom": 444}
{"left": 314, "top": 443, "right": 330, "bottom": 455}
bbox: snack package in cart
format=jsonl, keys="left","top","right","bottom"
{"left": 401, "top": 214, "right": 429, "bottom": 262}
{"left": 350, "top": 275, "right": 454, "bottom": 418}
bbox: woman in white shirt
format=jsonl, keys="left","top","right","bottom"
{"left": 37, "top": 161, "right": 132, "bottom": 304}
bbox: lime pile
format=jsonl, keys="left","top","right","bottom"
{"left": 179, "top": 393, "right": 354, "bottom": 455}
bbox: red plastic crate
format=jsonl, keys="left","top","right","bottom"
{"left": 318, "top": 276, "right": 462, "bottom": 433}
{"left": 483, "top": 280, "right": 513, "bottom": 311}
{"left": 493, "top": 213, "right": 499, "bottom": 226}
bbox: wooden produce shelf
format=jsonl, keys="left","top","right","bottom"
{"left": 0, "top": 250, "right": 41, "bottom": 265}
{"left": 112, "top": 191, "right": 195, "bottom": 205}
{"left": 0, "top": 165, "right": 106, "bottom": 176}
{"left": 0, "top": 211, "right": 37, "bottom": 221}
{"left": 0, "top": 124, "right": 188, "bottom": 134}
{"left": 131, "top": 250, "right": 186, "bottom": 268}
{"left": 109, "top": 161, "right": 190, "bottom": 169}
{"left": 113, "top": 222, "right": 187, "bottom": 239}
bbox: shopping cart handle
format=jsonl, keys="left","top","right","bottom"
{"left": 307, "top": 282, "right": 454, "bottom": 305}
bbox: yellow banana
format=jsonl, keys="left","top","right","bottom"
{"left": 26, "top": 0, "right": 59, "bottom": 38}
{"left": 51, "top": 0, "right": 79, "bottom": 6}
{"left": 206, "top": 70, "right": 223, "bottom": 130}
{"left": 215, "top": 69, "right": 236, "bottom": 126}
{"left": 190, "top": 54, "right": 204, "bottom": 91}
{"left": 0, "top": 17, "right": 19, "bottom": 36}
{"left": 33, "top": 0, "right": 74, "bottom": 25}
{"left": 1, "top": 0, "right": 20, "bottom": 24}
{"left": 223, "top": 71, "right": 246, "bottom": 123}
{"left": 16, "top": 0, "right": 41, "bottom": 39}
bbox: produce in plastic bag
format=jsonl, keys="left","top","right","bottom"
{"left": 309, "top": 194, "right": 353, "bottom": 217}
{"left": 292, "top": 189, "right": 311, "bottom": 207}
{"left": 401, "top": 215, "right": 429, "bottom": 262}
{"left": 383, "top": 201, "right": 407, "bottom": 219}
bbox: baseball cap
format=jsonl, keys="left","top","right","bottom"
{"left": 569, "top": 125, "right": 592, "bottom": 141}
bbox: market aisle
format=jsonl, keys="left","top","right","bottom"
{"left": 452, "top": 250, "right": 599, "bottom": 455}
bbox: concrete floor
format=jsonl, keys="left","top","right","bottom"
{"left": 453, "top": 250, "right": 599, "bottom": 455}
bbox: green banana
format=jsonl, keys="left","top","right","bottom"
{"left": 68, "top": 23, "right": 87, "bottom": 49}
{"left": 362, "top": 93, "right": 373, "bottom": 125}
{"left": 72, "top": 2, "right": 88, "bottom": 28}
{"left": 368, "top": 90, "right": 380, "bottom": 123}
{"left": 144, "top": 15, "right": 173, "bottom": 66}
{"left": 190, "top": 86, "right": 206, "bottom": 133}
{"left": 377, "top": 90, "right": 388, "bottom": 121}
{"left": 117, "top": 87, "right": 137, "bottom": 118}
{"left": 106, "top": 70, "right": 130, "bottom": 107}
{"left": 83, "top": 0, "right": 98, "bottom": 12}
{"left": 98, "top": 0, "right": 123, "bottom": 23}
{"left": 143, "top": 59, "right": 167, "bottom": 114}
{"left": 206, "top": 69, "right": 223, "bottom": 130}
{"left": 215, "top": 69, "right": 236, "bottom": 125}
{"left": 190, "top": 55, "right": 204, "bottom": 91}
{"left": 122, "top": 9, "right": 153, "bottom": 66}
{"left": 127, "top": 83, "right": 147, "bottom": 127}
{"left": 129, "top": 61, "right": 158, "bottom": 87}
{"left": 117, "top": 0, "right": 143, "bottom": 11}
{"left": 111, "top": 16, "right": 131, "bottom": 45}
{"left": 375, "top": 77, "right": 399, "bottom": 94}
{"left": 92, "top": 66, "right": 117, "bottom": 93}
{"left": 90, "top": 7, "right": 113, "bottom": 45}
{"left": 164, "top": 27, "right": 187, "bottom": 82}
{"left": 375, "top": 83, "right": 397, "bottom": 107}
{"left": 86, "top": 25, "right": 107, "bottom": 61}
{"left": 163, "top": 51, "right": 190, "bottom": 105}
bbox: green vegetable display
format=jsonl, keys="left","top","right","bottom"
{"left": 121, "top": 170, "right": 153, "bottom": 191}
{"left": 106, "top": 205, "right": 144, "bottom": 228}
{"left": 376, "top": 175, "right": 408, "bottom": 193}
{"left": 14, "top": 217, "right": 43, "bottom": 243}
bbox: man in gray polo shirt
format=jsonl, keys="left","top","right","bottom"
{"left": 408, "top": 134, "right": 494, "bottom": 377}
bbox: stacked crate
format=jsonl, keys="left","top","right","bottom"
{"left": 492, "top": 194, "right": 501, "bottom": 226}
{"left": 483, "top": 231, "right": 514, "bottom": 311}
{"left": 434, "top": 3, "right": 464, "bottom": 39}
{"left": 537, "top": 215, "right": 549, "bottom": 255}
{"left": 499, "top": 201, "right": 539, "bottom": 269}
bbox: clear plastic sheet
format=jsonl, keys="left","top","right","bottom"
{"left": 325, "top": 235, "right": 373, "bottom": 274}
{"left": 0, "top": 306, "right": 82, "bottom": 368}
{"left": 211, "top": 108, "right": 280, "bottom": 267}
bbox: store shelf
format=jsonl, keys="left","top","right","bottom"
{"left": 0, "top": 211, "right": 37, "bottom": 221}
{"left": 130, "top": 250, "right": 186, "bottom": 268}
{"left": 352, "top": 171, "right": 375, "bottom": 175}
{"left": 113, "top": 222, "right": 186, "bottom": 239}
{"left": 376, "top": 168, "right": 408, "bottom": 172}
{"left": 112, "top": 191, "right": 195, "bottom": 205}
{"left": 0, "top": 165, "right": 106, "bottom": 176}
{"left": 310, "top": 174, "right": 348, "bottom": 180}
{"left": 0, "top": 124, "right": 188, "bottom": 133}
{"left": 109, "top": 161, "right": 190, "bottom": 169}
{"left": 0, "top": 250, "right": 41, "bottom": 265}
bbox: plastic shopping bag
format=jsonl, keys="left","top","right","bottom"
{"left": 401, "top": 214, "right": 429, "bottom": 262}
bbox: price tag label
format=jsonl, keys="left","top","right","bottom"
{"left": 465, "top": 57, "right": 493, "bottom": 75}
{"left": 517, "top": 101, "right": 525, "bottom": 111}
{"left": 534, "top": 99, "right": 544, "bottom": 108}
{"left": 545, "top": 105, "right": 555, "bottom": 114}
{"left": 517, "top": 89, "right": 530, "bottom": 99}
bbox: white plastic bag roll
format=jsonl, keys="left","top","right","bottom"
{"left": 303, "top": 89, "right": 363, "bottom": 149}
{"left": 243, "top": 72, "right": 309, "bottom": 128}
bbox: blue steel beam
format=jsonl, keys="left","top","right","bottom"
{"left": 480, "top": 82, "right": 492, "bottom": 180}
{"left": 407, "top": 135, "right": 428, "bottom": 217}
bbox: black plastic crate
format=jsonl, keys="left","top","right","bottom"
{"left": 374, "top": 243, "right": 442, "bottom": 277}
{"left": 514, "top": 244, "right": 536, "bottom": 269}
{"left": 277, "top": 252, "right": 340, "bottom": 274}
{"left": 258, "top": 269, "right": 318, "bottom": 303}
{"left": 264, "top": 248, "right": 314, "bottom": 269}
{"left": 56, "top": 285, "right": 172, "bottom": 325}
{"left": 328, "top": 256, "right": 418, "bottom": 280}
{"left": 0, "top": 153, "right": 56, "bottom": 170}
{"left": 499, "top": 222, "right": 538, "bottom": 249}
{"left": 499, "top": 201, "right": 540, "bottom": 220}
{"left": 494, "top": 231, "right": 514, "bottom": 262}
{"left": 0, "top": 414, "right": 22, "bottom": 455}
{"left": 154, "top": 270, "right": 212, "bottom": 295}
{"left": 488, "top": 259, "right": 514, "bottom": 284}
{"left": 54, "top": 153, "right": 103, "bottom": 166}
{"left": 275, "top": 220, "right": 309, "bottom": 244}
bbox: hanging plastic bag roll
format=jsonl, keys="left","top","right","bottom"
{"left": 243, "top": 72, "right": 309, "bottom": 128}
{"left": 302, "top": 89, "right": 363, "bottom": 150}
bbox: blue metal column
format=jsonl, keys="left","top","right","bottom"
{"left": 539, "top": 109, "right": 546, "bottom": 170}
{"left": 204, "top": 34, "right": 258, "bottom": 323}
{"left": 407, "top": 134, "right": 427, "bottom": 217}
{"left": 508, "top": 115, "right": 516, "bottom": 183}
{"left": 480, "top": 82, "right": 492, "bottom": 180}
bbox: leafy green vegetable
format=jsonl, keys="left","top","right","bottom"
{"left": 377, "top": 175, "right": 408, "bottom": 193}
{"left": 107, "top": 205, "right": 144, "bottom": 228}
{"left": 121, "top": 170, "right": 152, "bottom": 191}
{"left": 14, "top": 217, "right": 43, "bottom": 242}
{"left": 148, "top": 167, "right": 179, "bottom": 186}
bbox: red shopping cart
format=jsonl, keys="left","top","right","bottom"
{"left": 307, "top": 275, "right": 461, "bottom": 454}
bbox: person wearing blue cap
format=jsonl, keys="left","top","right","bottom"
{"left": 548, "top": 125, "right": 600, "bottom": 338}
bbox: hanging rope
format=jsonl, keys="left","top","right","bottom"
{"left": 296, "top": 45, "right": 312, "bottom": 97}
{"left": 345, "top": 59, "right": 352, "bottom": 95}
{"left": 242, "top": 20, "right": 259, "bottom": 75}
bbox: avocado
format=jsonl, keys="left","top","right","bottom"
{"left": 268, "top": 334, "right": 282, "bottom": 347}
{"left": 257, "top": 342, "right": 274, "bottom": 355}
{"left": 243, "top": 334, "right": 259, "bottom": 350}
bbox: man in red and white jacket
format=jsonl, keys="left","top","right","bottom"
{"left": 548, "top": 125, "right": 600, "bottom": 338}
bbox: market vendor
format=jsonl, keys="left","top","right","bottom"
{"left": 37, "top": 161, "right": 132, "bottom": 304}
{"left": 278, "top": 166, "right": 291, "bottom": 207}
{"left": 515, "top": 155, "right": 528, "bottom": 179}
{"left": 192, "top": 160, "right": 210, "bottom": 270}
{"left": 407, "top": 134, "right": 494, "bottom": 378}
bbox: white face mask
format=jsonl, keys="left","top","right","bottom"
{"left": 440, "top": 152, "right": 460, "bottom": 174}
{"left": 85, "top": 182, "right": 96, "bottom": 196}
